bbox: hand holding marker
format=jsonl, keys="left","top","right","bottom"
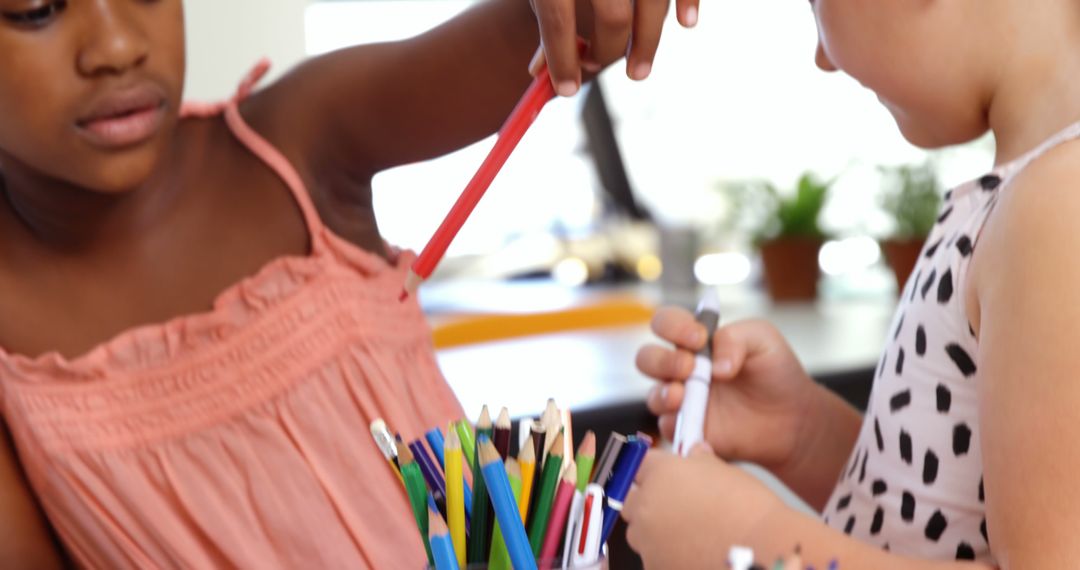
{"left": 672, "top": 288, "right": 721, "bottom": 457}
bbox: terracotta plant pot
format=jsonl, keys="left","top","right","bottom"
{"left": 880, "top": 238, "right": 926, "bottom": 291}
{"left": 759, "top": 237, "right": 823, "bottom": 302}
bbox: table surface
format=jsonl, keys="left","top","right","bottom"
{"left": 425, "top": 280, "right": 898, "bottom": 420}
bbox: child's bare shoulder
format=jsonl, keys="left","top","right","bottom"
{"left": 970, "top": 138, "right": 1080, "bottom": 313}
{"left": 996, "top": 138, "right": 1080, "bottom": 230}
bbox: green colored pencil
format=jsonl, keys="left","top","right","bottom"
{"left": 468, "top": 406, "right": 494, "bottom": 564}
{"left": 398, "top": 443, "right": 433, "bottom": 565}
{"left": 455, "top": 419, "right": 476, "bottom": 471}
{"left": 527, "top": 430, "right": 565, "bottom": 557}
{"left": 575, "top": 431, "right": 596, "bottom": 492}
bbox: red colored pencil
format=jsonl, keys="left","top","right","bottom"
{"left": 400, "top": 70, "right": 558, "bottom": 301}
{"left": 538, "top": 462, "right": 577, "bottom": 568}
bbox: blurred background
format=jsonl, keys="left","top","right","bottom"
{"left": 184, "top": 2, "right": 998, "bottom": 563}
{"left": 182, "top": 0, "right": 1000, "bottom": 422}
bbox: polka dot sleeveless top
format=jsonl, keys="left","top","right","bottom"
{"left": 822, "top": 122, "right": 1080, "bottom": 565}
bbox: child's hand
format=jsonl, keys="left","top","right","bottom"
{"left": 636, "top": 312, "right": 821, "bottom": 476}
{"left": 621, "top": 444, "right": 783, "bottom": 569}
{"left": 528, "top": 0, "right": 700, "bottom": 95}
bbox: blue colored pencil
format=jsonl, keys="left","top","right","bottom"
{"left": 479, "top": 437, "right": 538, "bottom": 570}
{"left": 429, "top": 505, "right": 462, "bottom": 570}
{"left": 427, "top": 428, "right": 447, "bottom": 467}
{"left": 599, "top": 436, "right": 649, "bottom": 550}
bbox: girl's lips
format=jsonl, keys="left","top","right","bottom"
{"left": 75, "top": 85, "right": 167, "bottom": 149}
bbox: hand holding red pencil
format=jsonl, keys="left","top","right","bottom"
{"left": 400, "top": 42, "right": 587, "bottom": 301}
{"left": 528, "top": 0, "right": 701, "bottom": 97}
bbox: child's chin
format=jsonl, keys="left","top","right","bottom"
{"left": 81, "top": 157, "right": 162, "bottom": 195}
{"left": 892, "top": 114, "right": 985, "bottom": 150}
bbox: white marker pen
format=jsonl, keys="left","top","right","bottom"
{"left": 673, "top": 288, "right": 721, "bottom": 457}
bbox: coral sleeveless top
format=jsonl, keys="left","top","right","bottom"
{"left": 0, "top": 62, "right": 463, "bottom": 569}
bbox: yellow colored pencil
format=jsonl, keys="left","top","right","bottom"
{"left": 518, "top": 435, "right": 536, "bottom": 523}
{"left": 445, "top": 428, "right": 467, "bottom": 570}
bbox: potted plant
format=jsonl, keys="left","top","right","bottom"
{"left": 879, "top": 162, "right": 942, "bottom": 288}
{"left": 722, "top": 173, "right": 832, "bottom": 302}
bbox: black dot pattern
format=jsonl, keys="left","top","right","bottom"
{"left": 859, "top": 448, "right": 869, "bottom": 484}
{"left": 938, "top": 270, "right": 954, "bottom": 304}
{"left": 820, "top": 165, "right": 1026, "bottom": 562}
{"left": 871, "top": 507, "right": 885, "bottom": 536}
{"left": 979, "top": 174, "right": 1002, "bottom": 190}
{"left": 925, "top": 238, "right": 943, "bottom": 258}
{"left": 901, "top": 491, "right": 916, "bottom": 522}
{"left": 899, "top": 430, "right": 913, "bottom": 464}
{"left": 956, "top": 236, "right": 973, "bottom": 257}
{"left": 923, "top": 450, "right": 940, "bottom": 485}
{"left": 946, "top": 344, "right": 977, "bottom": 377}
{"left": 910, "top": 270, "right": 922, "bottom": 302}
{"left": 921, "top": 269, "right": 938, "bottom": 300}
{"left": 890, "top": 389, "right": 912, "bottom": 413}
{"left": 954, "top": 424, "right": 972, "bottom": 456}
{"left": 936, "top": 384, "right": 952, "bottom": 413}
{"left": 925, "top": 510, "right": 948, "bottom": 542}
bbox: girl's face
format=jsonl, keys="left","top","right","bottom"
{"left": 0, "top": 0, "right": 185, "bottom": 194}
{"left": 810, "top": 0, "right": 991, "bottom": 148}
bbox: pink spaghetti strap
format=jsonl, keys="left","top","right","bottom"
{"left": 182, "top": 59, "right": 328, "bottom": 254}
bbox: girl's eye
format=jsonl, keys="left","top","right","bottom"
{"left": 2, "top": 1, "right": 67, "bottom": 29}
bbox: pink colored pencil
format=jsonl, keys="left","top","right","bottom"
{"left": 538, "top": 462, "right": 578, "bottom": 568}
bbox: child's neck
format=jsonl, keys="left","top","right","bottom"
{"left": 987, "top": 35, "right": 1080, "bottom": 165}
{"left": 0, "top": 145, "right": 185, "bottom": 252}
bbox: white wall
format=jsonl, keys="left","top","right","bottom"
{"left": 183, "top": 0, "right": 311, "bottom": 101}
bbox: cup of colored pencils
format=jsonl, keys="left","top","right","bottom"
{"left": 373, "top": 399, "right": 648, "bottom": 570}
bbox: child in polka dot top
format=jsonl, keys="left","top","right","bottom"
{"left": 620, "top": 1, "right": 1080, "bottom": 568}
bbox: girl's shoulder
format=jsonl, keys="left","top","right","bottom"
{"left": 966, "top": 138, "right": 1080, "bottom": 328}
